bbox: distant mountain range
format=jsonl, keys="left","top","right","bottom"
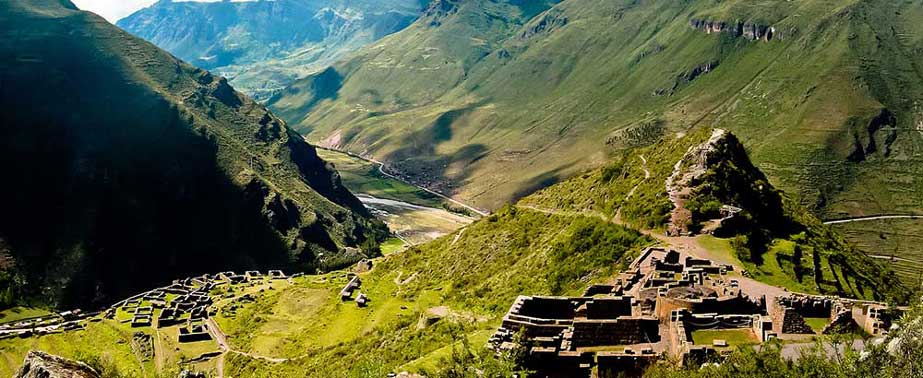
{"left": 0, "top": 0, "right": 386, "bottom": 308}
{"left": 117, "top": 0, "right": 424, "bottom": 101}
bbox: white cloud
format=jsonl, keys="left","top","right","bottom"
{"left": 71, "top": 0, "right": 161, "bottom": 23}
{"left": 72, "top": 0, "right": 268, "bottom": 23}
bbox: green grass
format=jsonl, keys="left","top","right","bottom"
{"left": 691, "top": 329, "right": 759, "bottom": 347}
{"left": 0, "top": 320, "right": 150, "bottom": 377}
{"left": 271, "top": 0, "right": 923, "bottom": 227}
{"left": 696, "top": 235, "right": 744, "bottom": 267}
{"left": 379, "top": 238, "right": 408, "bottom": 256}
{"left": 316, "top": 149, "right": 445, "bottom": 209}
{"left": 742, "top": 239, "right": 820, "bottom": 294}
{"left": 0, "top": 307, "right": 52, "bottom": 324}
{"left": 804, "top": 318, "right": 831, "bottom": 334}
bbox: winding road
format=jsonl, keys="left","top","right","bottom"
{"left": 823, "top": 215, "right": 923, "bottom": 225}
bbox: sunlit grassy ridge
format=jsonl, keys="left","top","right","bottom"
{"left": 219, "top": 206, "right": 651, "bottom": 376}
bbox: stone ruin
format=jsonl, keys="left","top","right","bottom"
{"left": 770, "top": 293, "right": 906, "bottom": 337}
{"left": 490, "top": 247, "right": 769, "bottom": 376}
{"left": 131, "top": 332, "right": 154, "bottom": 361}
{"left": 178, "top": 320, "right": 211, "bottom": 343}
{"left": 340, "top": 275, "right": 362, "bottom": 301}
{"left": 492, "top": 245, "right": 911, "bottom": 376}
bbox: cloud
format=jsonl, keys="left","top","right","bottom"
{"left": 71, "top": 0, "right": 161, "bottom": 23}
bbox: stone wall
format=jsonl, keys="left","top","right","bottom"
{"left": 768, "top": 298, "right": 814, "bottom": 334}
{"left": 584, "top": 297, "right": 633, "bottom": 319}
{"left": 570, "top": 317, "right": 659, "bottom": 347}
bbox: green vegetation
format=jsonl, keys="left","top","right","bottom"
{"left": 804, "top": 318, "right": 831, "bottom": 334}
{"left": 270, "top": 0, "right": 923, "bottom": 228}
{"left": 528, "top": 129, "right": 909, "bottom": 301}
{"left": 0, "top": 321, "right": 150, "bottom": 377}
{"left": 0, "top": 307, "right": 51, "bottom": 325}
{"left": 831, "top": 218, "right": 923, "bottom": 287}
{"left": 379, "top": 238, "right": 408, "bottom": 256}
{"left": 690, "top": 329, "right": 758, "bottom": 347}
{"left": 218, "top": 207, "right": 650, "bottom": 375}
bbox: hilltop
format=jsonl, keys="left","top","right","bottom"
{"left": 269, "top": 0, "right": 923, "bottom": 273}
{"left": 117, "top": 0, "right": 422, "bottom": 101}
{"left": 0, "top": 0, "right": 386, "bottom": 309}
{"left": 525, "top": 128, "right": 910, "bottom": 302}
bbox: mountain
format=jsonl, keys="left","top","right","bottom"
{"left": 269, "top": 0, "right": 923, "bottom": 223}
{"left": 116, "top": 0, "right": 423, "bottom": 101}
{"left": 0, "top": 0, "right": 387, "bottom": 309}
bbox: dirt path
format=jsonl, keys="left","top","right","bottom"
{"left": 868, "top": 255, "right": 922, "bottom": 264}
{"left": 615, "top": 155, "right": 651, "bottom": 222}
{"left": 154, "top": 328, "right": 165, "bottom": 372}
{"left": 823, "top": 215, "right": 923, "bottom": 225}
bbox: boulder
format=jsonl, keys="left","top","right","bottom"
{"left": 14, "top": 351, "right": 100, "bottom": 378}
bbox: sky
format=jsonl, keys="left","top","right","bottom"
{"left": 71, "top": 0, "right": 260, "bottom": 23}
{"left": 71, "top": 0, "right": 160, "bottom": 22}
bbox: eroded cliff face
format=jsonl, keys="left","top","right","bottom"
{"left": 14, "top": 351, "right": 100, "bottom": 378}
{"left": 690, "top": 19, "right": 784, "bottom": 41}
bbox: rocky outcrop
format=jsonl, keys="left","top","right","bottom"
{"left": 423, "top": 0, "right": 459, "bottom": 26}
{"left": 690, "top": 19, "right": 783, "bottom": 41}
{"left": 665, "top": 129, "right": 729, "bottom": 235}
{"left": 14, "top": 351, "right": 100, "bottom": 378}
{"left": 521, "top": 8, "right": 568, "bottom": 39}
{"left": 848, "top": 108, "right": 898, "bottom": 162}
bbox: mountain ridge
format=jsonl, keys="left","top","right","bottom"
{"left": 116, "top": 0, "right": 423, "bottom": 101}
{"left": 0, "top": 0, "right": 386, "bottom": 308}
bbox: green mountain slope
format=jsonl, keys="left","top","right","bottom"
{"left": 116, "top": 0, "right": 423, "bottom": 101}
{"left": 0, "top": 0, "right": 386, "bottom": 309}
{"left": 270, "top": 0, "right": 923, "bottom": 226}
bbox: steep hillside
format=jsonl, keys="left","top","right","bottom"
{"left": 117, "top": 0, "right": 422, "bottom": 101}
{"left": 0, "top": 0, "right": 386, "bottom": 309}
{"left": 526, "top": 129, "right": 911, "bottom": 302}
{"left": 270, "top": 0, "right": 923, "bottom": 226}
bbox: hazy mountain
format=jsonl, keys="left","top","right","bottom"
{"left": 116, "top": 0, "right": 423, "bottom": 101}
{"left": 0, "top": 0, "right": 386, "bottom": 308}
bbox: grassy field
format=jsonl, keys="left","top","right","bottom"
{"left": 691, "top": 329, "right": 759, "bottom": 347}
{"left": 0, "top": 320, "right": 151, "bottom": 377}
{"left": 317, "top": 149, "right": 445, "bottom": 209}
{"left": 830, "top": 219, "right": 923, "bottom": 287}
{"left": 0, "top": 307, "right": 52, "bottom": 325}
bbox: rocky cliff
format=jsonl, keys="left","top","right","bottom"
{"left": 14, "top": 351, "right": 100, "bottom": 378}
